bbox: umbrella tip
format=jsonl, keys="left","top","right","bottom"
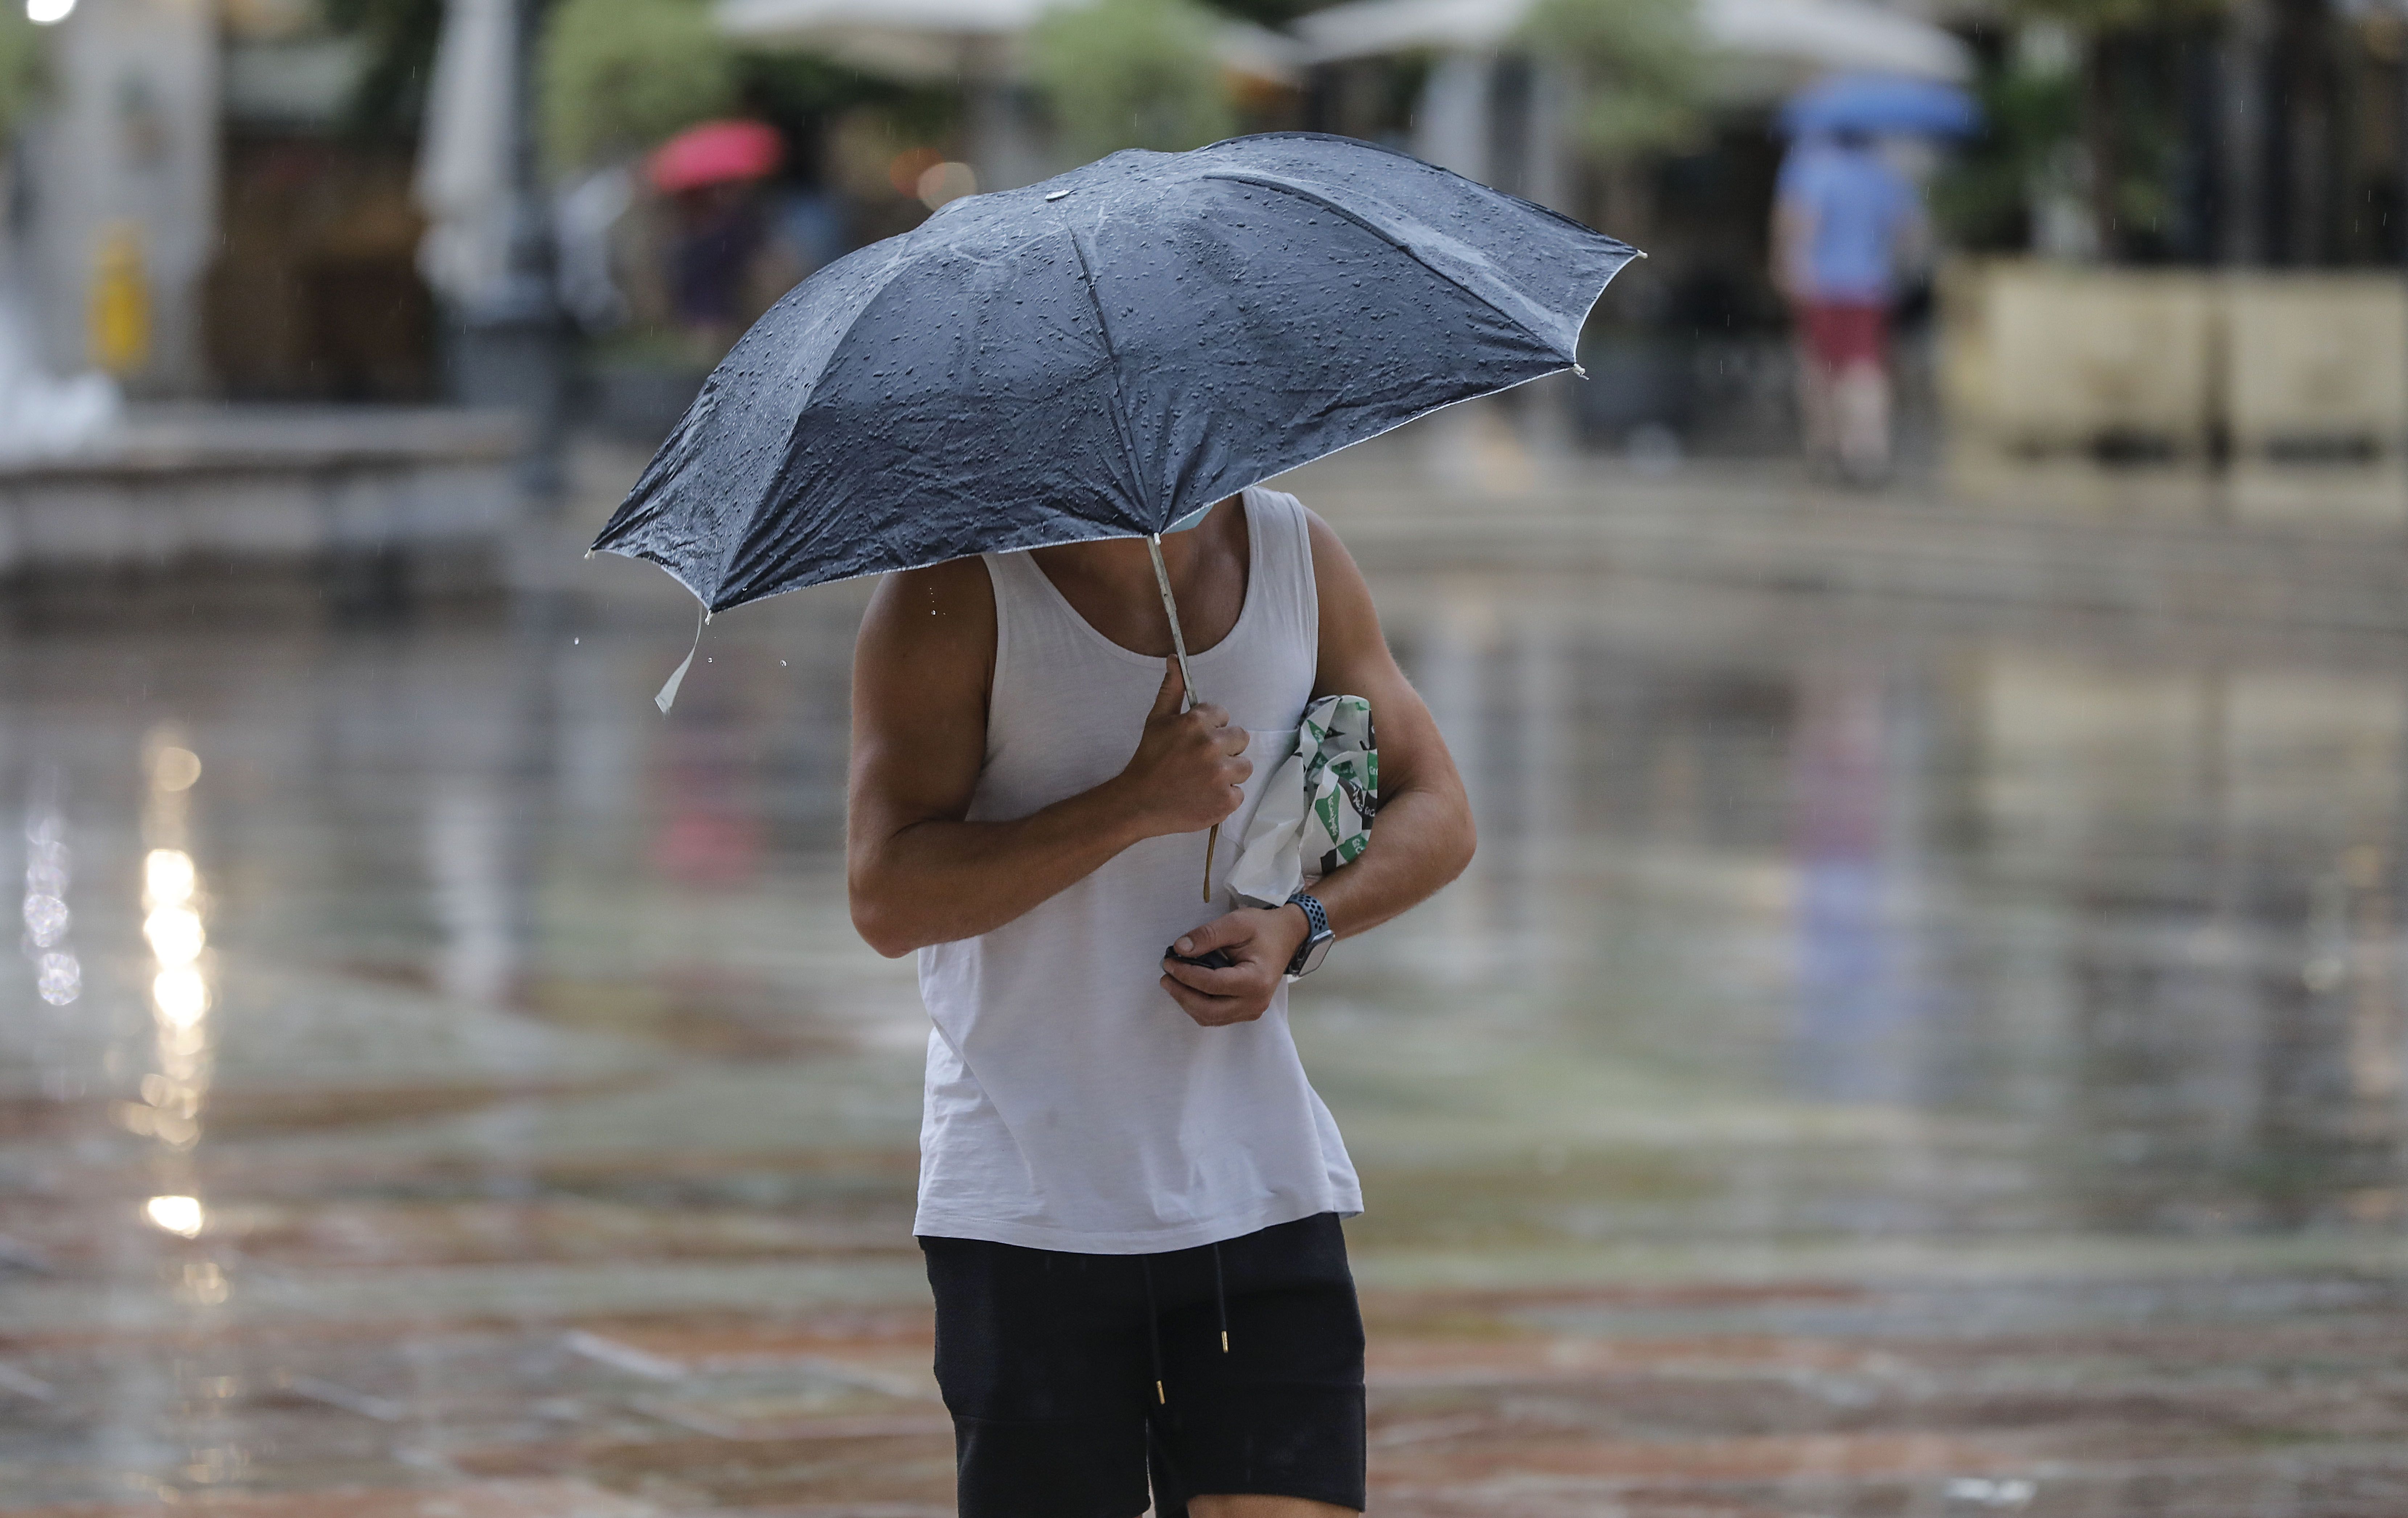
{"left": 1045, "top": 189, "right": 1072, "bottom": 202}
{"left": 1572, "top": 363, "right": 1588, "bottom": 380}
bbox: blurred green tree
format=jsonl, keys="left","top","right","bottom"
{"left": 1028, "top": 0, "right": 1236, "bottom": 159}
{"left": 1929, "top": 58, "right": 2081, "bottom": 250}
{"left": 0, "top": 5, "right": 49, "bottom": 144}
{"left": 2001, "top": 0, "right": 2229, "bottom": 259}
{"left": 541, "top": 0, "right": 739, "bottom": 168}
{"left": 737, "top": 52, "right": 922, "bottom": 129}
{"left": 1520, "top": 0, "right": 1706, "bottom": 159}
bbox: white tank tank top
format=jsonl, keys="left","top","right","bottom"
{"left": 913, "top": 488, "right": 1363, "bottom": 1254}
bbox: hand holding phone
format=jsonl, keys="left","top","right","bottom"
{"left": 1164, "top": 942, "right": 1236, "bottom": 971}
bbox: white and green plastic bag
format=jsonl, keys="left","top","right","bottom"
{"left": 1227, "top": 694, "right": 1376, "bottom": 908}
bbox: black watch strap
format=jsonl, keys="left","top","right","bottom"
{"left": 1284, "top": 890, "right": 1332, "bottom": 977}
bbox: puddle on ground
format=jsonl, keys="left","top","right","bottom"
{"left": 5, "top": 506, "right": 2408, "bottom": 1512}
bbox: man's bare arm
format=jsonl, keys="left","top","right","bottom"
{"left": 1160, "top": 512, "right": 1476, "bottom": 1024}
{"left": 847, "top": 559, "right": 1252, "bottom": 958}
{"left": 1292, "top": 511, "right": 1477, "bottom": 938}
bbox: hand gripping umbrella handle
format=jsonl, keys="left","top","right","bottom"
{"left": 1147, "top": 534, "right": 1217, "bottom": 902}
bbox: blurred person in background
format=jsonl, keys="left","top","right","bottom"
{"left": 666, "top": 179, "right": 772, "bottom": 354}
{"left": 646, "top": 120, "right": 806, "bottom": 358}
{"left": 1774, "top": 127, "right": 1923, "bottom": 485}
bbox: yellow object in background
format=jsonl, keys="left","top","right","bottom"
{"left": 90, "top": 222, "right": 151, "bottom": 376}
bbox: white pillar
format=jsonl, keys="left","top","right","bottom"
{"left": 1527, "top": 59, "right": 1571, "bottom": 213}
{"left": 965, "top": 37, "right": 1045, "bottom": 191}
{"left": 1413, "top": 52, "right": 1494, "bottom": 186}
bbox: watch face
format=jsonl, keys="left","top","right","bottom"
{"left": 1296, "top": 931, "right": 1333, "bottom": 977}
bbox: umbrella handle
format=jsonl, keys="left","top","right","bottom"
{"left": 1147, "top": 535, "right": 1217, "bottom": 902}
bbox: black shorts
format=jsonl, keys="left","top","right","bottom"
{"left": 919, "top": 1212, "right": 1366, "bottom": 1517}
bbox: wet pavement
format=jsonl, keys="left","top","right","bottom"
{"left": 6, "top": 440, "right": 2408, "bottom": 1516}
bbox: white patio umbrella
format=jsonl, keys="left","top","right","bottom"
{"left": 720, "top": 0, "right": 1304, "bottom": 82}
{"left": 1291, "top": 0, "right": 1972, "bottom": 86}
{"left": 718, "top": 0, "right": 1047, "bottom": 80}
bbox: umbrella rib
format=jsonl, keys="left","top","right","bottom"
{"left": 1062, "top": 221, "right": 1156, "bottom": 523}
{"left": 1201, "top": 170, "right": 1584, "bottom": 361}
{"left": 593, "top": 237, "right": 931, "bottom": 606}
{"left": 702, "top": 240, "right": 927, "bottom": 608}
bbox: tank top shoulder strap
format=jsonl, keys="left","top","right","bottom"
{"left": 980, "top": 546, "right": 1047, "bottom": 611}
{"left": 977, "top": 551, "right": 1050, "bottom": 729}
{"left": 981, "top": 544, "right": 1109, "bottom": 678}
{"left": 1242, "top": 486, "right": 1319, "bottom": 658}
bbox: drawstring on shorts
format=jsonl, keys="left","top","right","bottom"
{"left": 1140, "top": 1255, "right": 1166, "bottom": 1405}
{"left": 1139, "top": 1241, "right": 1234, "bottom": 1409}
{"left": 1212, "top": 1242, "right": 1229, "bottom": 1353}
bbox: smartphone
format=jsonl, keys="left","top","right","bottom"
{"left": 1164, "top": 943, "right": 1236, "bottom": 971}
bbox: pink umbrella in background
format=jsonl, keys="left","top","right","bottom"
{"left": 649, "top": 120, "right": 785, "bottom": 194}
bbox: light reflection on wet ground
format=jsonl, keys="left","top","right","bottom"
{"left": 6, "top": 454, "right": 2408, "bottom": 1515}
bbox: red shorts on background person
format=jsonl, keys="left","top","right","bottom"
{"left": 1798, "top": 301, "right": 1888, "bottom": 372}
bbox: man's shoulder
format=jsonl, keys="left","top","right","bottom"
{"left": 1293, "top": 497, "right": 1349, "bottom": 546}
{"left": 889, "top": 554, "right": 994, "bottom": 601}
{"left": 859, "top": 556, "right": 998, "bottom": 675}
{"left": 1295, "top": 501, "right": 1374, "bottom": 630}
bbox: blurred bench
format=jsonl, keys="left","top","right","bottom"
{"left": 1942, "top": 261, "right": 2408, "bottom": 472}
{"left": 0, "top": 405, "right": 527, "bottom": 598}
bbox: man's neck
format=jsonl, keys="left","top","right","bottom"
{"left": 1034, "top": 496, "right": 1236, "bottom": 596}
{"left": 1044, "top": 532, "right": 1191, "bottom": 596}
{"left": 1026, "top": 497, "right": 1248, "bottom": 661}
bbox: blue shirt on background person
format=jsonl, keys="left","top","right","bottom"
{"left": 1776, "top": 134, "right": 1918, "bottom": 305}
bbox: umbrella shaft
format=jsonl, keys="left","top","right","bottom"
{"left": 1147, "top": 534, "right": 1217, "bottom": 902}
{"left": 1145, "top": 535, "right": 1199, "bottom": 711}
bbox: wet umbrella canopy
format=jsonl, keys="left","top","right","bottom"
{"left": 590, "top": 132, "right": 1639, "bottom": 613}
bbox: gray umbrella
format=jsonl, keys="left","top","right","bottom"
{"left": 594, "top": 131, "right": 1637, "bottom": 892}
{"left": 592, "top": 132, "right": 1638, "bottom": 612}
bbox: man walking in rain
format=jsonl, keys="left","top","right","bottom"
{"left": 599, "top": 131, "right": 1619, "bottom": 1515}
{"left": 847, "top": 489, "right": 1475, "bottom": 1516}
{"left": 1775, "top": 127, "right": 1925, "bottom": 484}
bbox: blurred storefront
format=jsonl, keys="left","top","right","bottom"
{"left": 0, "top": 0, "right": 520, "bottom": 586}
{"left": 209, "top": 0, "right": 434, "bottom": 400}
{"left": 10, "top": 0, "right": 221, "bottom": 396}
{"left": 2, "top": 0, "right": 430, "bottom": 401}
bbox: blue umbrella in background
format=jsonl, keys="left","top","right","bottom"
{"left": 1780, "top": 73, "right": 1981, "bottom": 138}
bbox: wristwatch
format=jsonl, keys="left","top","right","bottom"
{"left": 1283, "top": 890, "right": 1335, "bottom": 978}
